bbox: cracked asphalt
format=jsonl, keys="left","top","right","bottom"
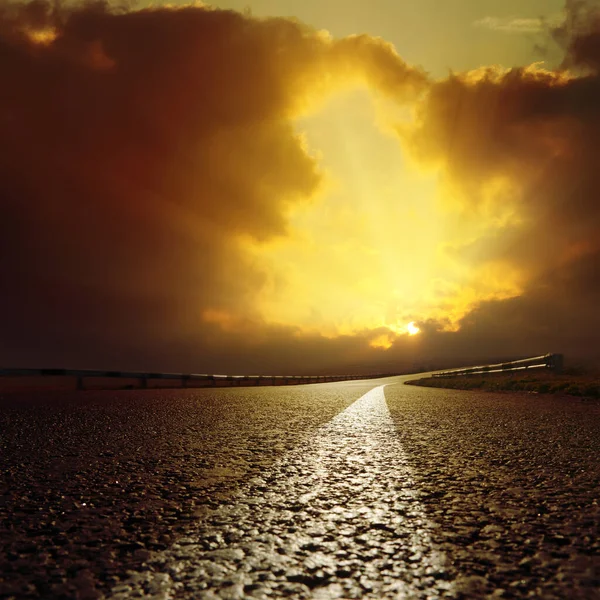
{"left": 1, "top": 377, "right": 599, "bottom": 599}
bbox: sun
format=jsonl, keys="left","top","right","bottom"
{"left": 407, "top": 321, "right": 420, "bottom": 336}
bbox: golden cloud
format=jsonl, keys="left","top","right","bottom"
{"left": 3, "top": 0, "right": 600, "bottom": 373}
{"left": 0, "top": 0, "right": 429, "bottom": 371}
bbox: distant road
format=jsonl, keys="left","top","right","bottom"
{"left": 1, "top": 377, "right": 598, "bottom": 598}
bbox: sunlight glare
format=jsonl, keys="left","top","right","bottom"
{"left": 239, "top": 87, "right": 524, "bottom": 342}
{"left": 407, "top": 321, "right": 420, "bottom": 336}
{"left": 25, "top": 27, "right": 58, "bottom": 45}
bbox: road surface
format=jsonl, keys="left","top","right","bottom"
{"left": 1, "top": 376, "right": 598, "bottom": 598}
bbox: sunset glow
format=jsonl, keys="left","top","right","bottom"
{"left": 407, "top": 322, "right": 420, "bottom": 336}
{"left": 2, "top": 0, "right": 598, "bottom": 375}
{"left": 25, "top": 27, "right": 57, "bottom": 45}
{"left": 243, "top": 87, "right": 524, "bottom": 340}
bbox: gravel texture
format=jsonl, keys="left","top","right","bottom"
{"left": 386, "top": 383, "right": 600, "bottom": 599}
{"left": 0, "top": 382, "right": 372, "bottom": 599}
{"left": 1, "top": 377, "right": 599, "bottom": 599}
{"left": 112, "top": 386, "right": 453, "bottom": 599}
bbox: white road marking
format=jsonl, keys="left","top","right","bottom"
{"left": 110, "top": 385, "right": 454, "bottom": 599}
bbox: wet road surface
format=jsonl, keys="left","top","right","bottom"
{"left": 1, "top": 377, "right": 599, "bottom": 598}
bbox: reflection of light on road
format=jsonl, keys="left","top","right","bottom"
{"left": 296, "top": 385, "right": 453, "bottom": 597}
{"left": 110, "top": 386, "right": 453, "bottom": 599}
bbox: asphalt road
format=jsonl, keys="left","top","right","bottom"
{"left": 0, "top": 377, "right": 598, "bottom": 599}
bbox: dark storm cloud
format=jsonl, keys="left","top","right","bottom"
{"left": 0, "top": 0, "right": 425, "bottom": 372}
{"left": 395, "top": 0, "right": 600, "bottom": 365}
{"left": 4, "top": 0, "right": 600, "bottom": 374}
{"left": 555, "top": 0, "right": 600, "bottom": 71}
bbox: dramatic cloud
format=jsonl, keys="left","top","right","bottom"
{"left": 395, "top": 0, "right": 600, "bottom": 365}
{"left": 0, "top": 0, "right": 426, "bottom": 372}
{"left": 2, "top": 0, "right": 600, "bottom": 374}
{"left": 555, "top": 0, "right": 600, "bottom": 71}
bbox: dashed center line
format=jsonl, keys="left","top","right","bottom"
{"left": 111, "top": 385, "right": 455, "bottom": 599}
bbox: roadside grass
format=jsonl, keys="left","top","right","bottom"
{"left": 405, "top": 369, "right": 600, "bottom": 399}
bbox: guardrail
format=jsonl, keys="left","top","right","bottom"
{"left": 0, "top": 368, "right": 395, "bottom": 391}
{"left": 431, "top": 353, "right": 563, "bottom": 378}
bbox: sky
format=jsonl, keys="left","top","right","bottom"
{"left": 1, "top": 0, "right": 600, "bottom": 374}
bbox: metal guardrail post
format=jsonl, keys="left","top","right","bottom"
{"left": 0, "top": 367, "right": 401, "bottom": 390}
{"left": 550, "top": 353, "right": 563, "bottom": 372}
